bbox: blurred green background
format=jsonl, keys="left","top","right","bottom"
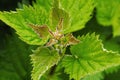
{"left": 0, "top": 0, "right": 36, "bottom": 80}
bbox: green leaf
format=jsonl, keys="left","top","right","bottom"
{"left": 59, "top": 0, "right": 95, "bottom": 33}
{"left": 0, "top": 3, "right": 50, "bottom": 45}
{"left": 95, "top": 0, "right": 117, "bottom": 26}
{"left": 95, "top": 0, "right": 120, "bottom": 26}
{"left": 103, "top": 38, "right": 120, "bottom": 53}
{"left": 34, "top": 0, "right": 53, "bottom": 12}
{"left": 112, "top": 5, "right": 120, "bottom": 36}
{"left": 82, "top": 72, "right": 104, "bottom": 80}
{"left": 95, "top": 0, "right": 120, "bottom": 36}
{"left": 51, "top": 7, "right": 70, "bottom": 32}
{"left": 28, "top": 24, "right": 50, "bottom": 40}
{"left": 40, "top": 61, "right": 69, "bottom": 80}
{"left": 0, "top": 33, "right": 34, "bottom": 80}
{"left": 31, "top": 47, "right": 60, "bottom": 80}
{"left": 62, "top": 33, "right": 120, "bottom": 80}
{"left": 105, "top": 66, "right": 120, "bottom": 75}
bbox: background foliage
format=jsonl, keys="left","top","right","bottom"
{"left": 0, "top": 0, "right": 120, "bottom": 80}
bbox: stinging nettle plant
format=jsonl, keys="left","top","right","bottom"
{"left": 0, "top": 0, "right": 120, "bottom": 80}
